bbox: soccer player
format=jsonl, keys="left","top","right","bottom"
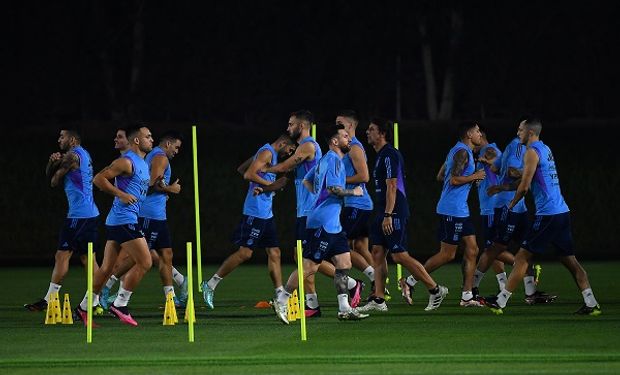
{"left": 474, "top": 127, "right": 556, "bottom": 304}
{"left": 273, "top": 124, "right": 369, "bottom": 322}
{"left": 114, "top": 128, "right": 130, "bottom": 154}
{"left": 484, "top": 119, "right": 600, "bottom": 315}
{"left": 336, "top": 111, "right": 376, "bottom": 295}
{"left": 265, "top": 111, "right": 363, "bottom": 317}
{"left": 357, "top": 119, "right": 448, "bottom": 313}
{"left": 25, "top": 129, "right": 100, "bottom": 311}
{"left": 400, "top": 121, "right": 485, "bottom": 307}
{"left": 75, "top": 125, "right": 153, "bottom": 326}
{"left": 137, "top": 131, "right": 186, "bottom": 305}
{"left": 201, "top": 134, "right": 296, "bottom": 309}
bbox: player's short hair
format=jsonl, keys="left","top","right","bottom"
{"left": 337, "top": 109, "right": 359, "bottom": 125}
{"left": 159, "top": 130, "right": 184, "bottom": 144}
{"left": 523, "top": 118, "right": 543, "bottom": 136}
{"left": 290, "top": 110, "right": 314, "bottom": 126}
{"left": 324, "top": 123, "right": 346, "bottom": 144}
{"left": 116, "top": 127, "right": 127, "bottom": 136}
{"left": 62, "top": 129, "right": 81, "bottom": 143}
{"left": 125, "top": 122, "right": 148, "bottom": 142}
{"left": 275, "top": 133, "right": 295, "bottom": 145}
{"left": 371, "top": 118, "right": 393, "bottom": 143}
{"left": 457, "top": 121, "right": 479, "bottom": 139}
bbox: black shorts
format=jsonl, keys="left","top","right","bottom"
{"left": 340, "top": 207, "right": 371, "bottom": 240}
{"left": 231, "top": 215, "right": 279, "bottom": 250}
{"left": 138, "top": 217, "right": 172, "bottom": 250}
{"left": 437, "top": 215, "right": 475, "bottom": 245}
{"left": 369, "top": 214, "right": 408, "bottom": 253}
{"left": 521, "top": 212, "right": 574, "bottom": 256}
{"left": 58, "top": 217, "right": 99, "bottom": 254}
{"left": 302, "top": 227, "right": 349, "bottom": 264}
{"left": 493, "top": 207, "right": 528, "bottom": 246}
{"left": 106, "top": 223, "right": 144, "bottom": 245}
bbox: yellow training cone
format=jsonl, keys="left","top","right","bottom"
{"left": 62, "top": 293, "right": 73, "bottom": 324}
{"left": 163, "top": 293, "right": 176, "bottom": 326}
{"left": 45, "top": 297, "right": 56, "bottom": 325}
{"left": 184, "top": 297, "right": 196, "bottom": 324}
{"left": 52, "top": 293, "right": 62, "bottom": 323}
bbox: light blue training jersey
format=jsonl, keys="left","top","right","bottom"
{"left": 305, "top": 150, "right": 346, "bottom": 234}
{"left": 342, "top": 136, "right": 373, "bottom": 210}
{"left": 528, "top": 140, "right": 569, "bottom": 215}
{"left": 295, "top": 136, "right": 322, "bottom": 218}
{"left": 64, "top": 146, "right": 99, "bottom": 219}
{"left": 495, "top": 138, "right": 527, "bottom": 213}
{"left": 242, "top": 143, "right": 277, "bottom": 219}
{"left": 106, "top": 150, "right": 150, "bottom": 226}
{"left": 139, "top": 147, "right": 171, "bottom": 220}
{"left": 436, "top": 141, "right": 475, "bottom": 217}
{"left": 477, "top": 143, "right": 501, "bottom": 215}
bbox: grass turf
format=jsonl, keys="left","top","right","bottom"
{"left": 1, "top": 262, "right": 619, "bottom": 374}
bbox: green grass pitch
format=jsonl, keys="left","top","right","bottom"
{"left": 1, "top": 262, "right": 619, "bottom": 374}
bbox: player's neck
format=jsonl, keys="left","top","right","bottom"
{"left": 527, "top": 136, "right": 540, "bottom": 147}
{"left": 298, "top": 129, "right": 311, "bottom": 143}
{"left": 329, "top": 145, "right": 344, "bottom": 158}
{"left": 373, "top": 139, "right": 388, "bottom": 152}
{"left": 460, "top": 138, "right": 475, "bottom": 150}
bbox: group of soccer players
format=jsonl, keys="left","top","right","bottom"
{"left": 200, "top": 110, "right": 601, "bottom": 323}
{"left": 25, "top": 124, "right": 187, "bottom": 326}
{"left": 25, "top": 112, "right": 602, "bottom": 327}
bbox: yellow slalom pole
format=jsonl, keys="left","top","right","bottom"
{"left": 393, "top": 122, "right": 402, "bottom": 289}
{"left": 87, "top": 242, "right": 93, "bottom": 343}
{"left": 311, "top": 123, "right": 316, "bottom": 139}
{"left": 187, "top": 242, "right": 195, "bottom": 342}
{"left": 295, "top": 240, "right": 307, "bottom": 341}
{"left": 192, "top": 126, "right": 203, "bottom": 292}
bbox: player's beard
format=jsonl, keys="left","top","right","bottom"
{"left": 289, "top": 128, "right": 301, "bottom": 141}
{"left": 339, "top": 143, "right": 351, "bottom": 154}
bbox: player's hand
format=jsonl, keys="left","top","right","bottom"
{"left": 168, "top": 178, "right": 181, "bottom": 194}
{"left": 382, "top": 217, "right": 394, "bottom": 235}
{"left": 253, "top": 186, "right": 264, "bottom": 196}
{"left": 49, "top": 152, "right": 62, "bottom": 162}
{"left": 352, "top": 186, "right": 363, "bottom": 196}
{"left": 472, "top": 169, "right": 486, "bottom": 181}
{"left": 487, "top": 185, "right": 503, "bottom": 196}
{"left": 120, "top": 192, "right": 139, "bottom": 204}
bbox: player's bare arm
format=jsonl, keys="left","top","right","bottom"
{"left": 236, "top": 156, "right": 253, "bottom": 176}
{"left": 50, "top": 152, "right": 79, "bottom": 188}
{"left": 150, "top": 154, "right": 181, "bottom": 194}
{"left": 382, "top": 178, "right": 398, "bottom": 235}
{"left": 327, "top": 185, "right": 363, "bottom": 197}
{"left": 479, "top": 148, "right": 499, "bottom": 173}
{"left": 487, "top": 178, "right": 522, "bottom": 196}
{"left": 449, "top": 149, "right": 485, "bottom": 185}
{"left": 264, "top": 142, "right": 314, "bottom": 174}
{"left": 508, "top": 166, "right": 523, "bottom": 179}
{"left": 46, "top": 152, "right": 63, "bottom": 176}
{"left": 508, "top": 149, "right": 538, "bottom": 209}
{"left": 244, "top": 150, "right": 276, "bottom": 186}
{"left": 436, "top": 163, "right": 446, "bottom": 182}
{"left": 345, "top": 145, "right": 369, "bottom": 184}
{"left": 93, "top": 158, "right": 138, "bottom": 204}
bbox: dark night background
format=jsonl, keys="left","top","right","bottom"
{"left": 4, "top": 2, "right": 619, "bottom": 264}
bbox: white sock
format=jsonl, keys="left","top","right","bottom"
{"left": 172, "top": 267, "right": 185, "bottom": 286}
{"left": 119, "top": 278, "right": 125, "bottom": 290}
{"left": 277, "top": 290, "right": 291, "bottom": 305}
{"left": 306, "top": 293, "right": 319, "bottom": 309}
{"left": 581, "top": 288, "right": 598, "bottom": 308}
{"left": 347, "top": 277, "right": 357, "bottom": 290}
{"left": 462, "top": 290, "right": 473, "bottom": 301}
{"left": 44, "top": 282, "right": 62, "bottom": 302}
{"left": 523, "top": 276, "right": 536, "bottom": 296}
{"left": 496, "top": 272, "right": 507, "bottom": 290}
{"left": 163, "top": 285, "right": 175, "bottom": 298}
{"left": 207, "top": 274, "right": 223, "bottom": 290}
{"left": 406, "top": 275, "right": 418, "bottom": 287}
{"left": 275, "top": 286, "right": 285, "bottom": 298}
{"left": 79, "top": 292, "right": 100, "bottom": 310}
{"left": 473, "top": 269, "right": 485, "bottom": 288}
{"left": 337, "top": 293, "right": 351, "bottom": 312}
{"left": 105, "top": 275, "right": 118, "bottom": 289}
{"left": 113, "top": 287, "right": 133, "bottom": 307}
{"left": 497, "top": 289, "right": 512, "bottom": 308}
{"left": 363, "top": 266, "right": 375, "bottom": 282}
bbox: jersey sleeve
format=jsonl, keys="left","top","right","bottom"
{"left": 325, "top": 155, "right": 345, "bottom": 189}
{"left": 384, "top": 150, "right": 400, "bottom": 179}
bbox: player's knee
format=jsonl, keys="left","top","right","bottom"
{"left": 55, "top": 251, "right": 71, "bottom": 264}
{"left": 159, "top": 249, "right": 173, "bottom": 264}
{"left": 237, "top": 248, "right": 253, "bottom": 262}
{"left": 266, "top": 248, "right": 281, "bottom": 262}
